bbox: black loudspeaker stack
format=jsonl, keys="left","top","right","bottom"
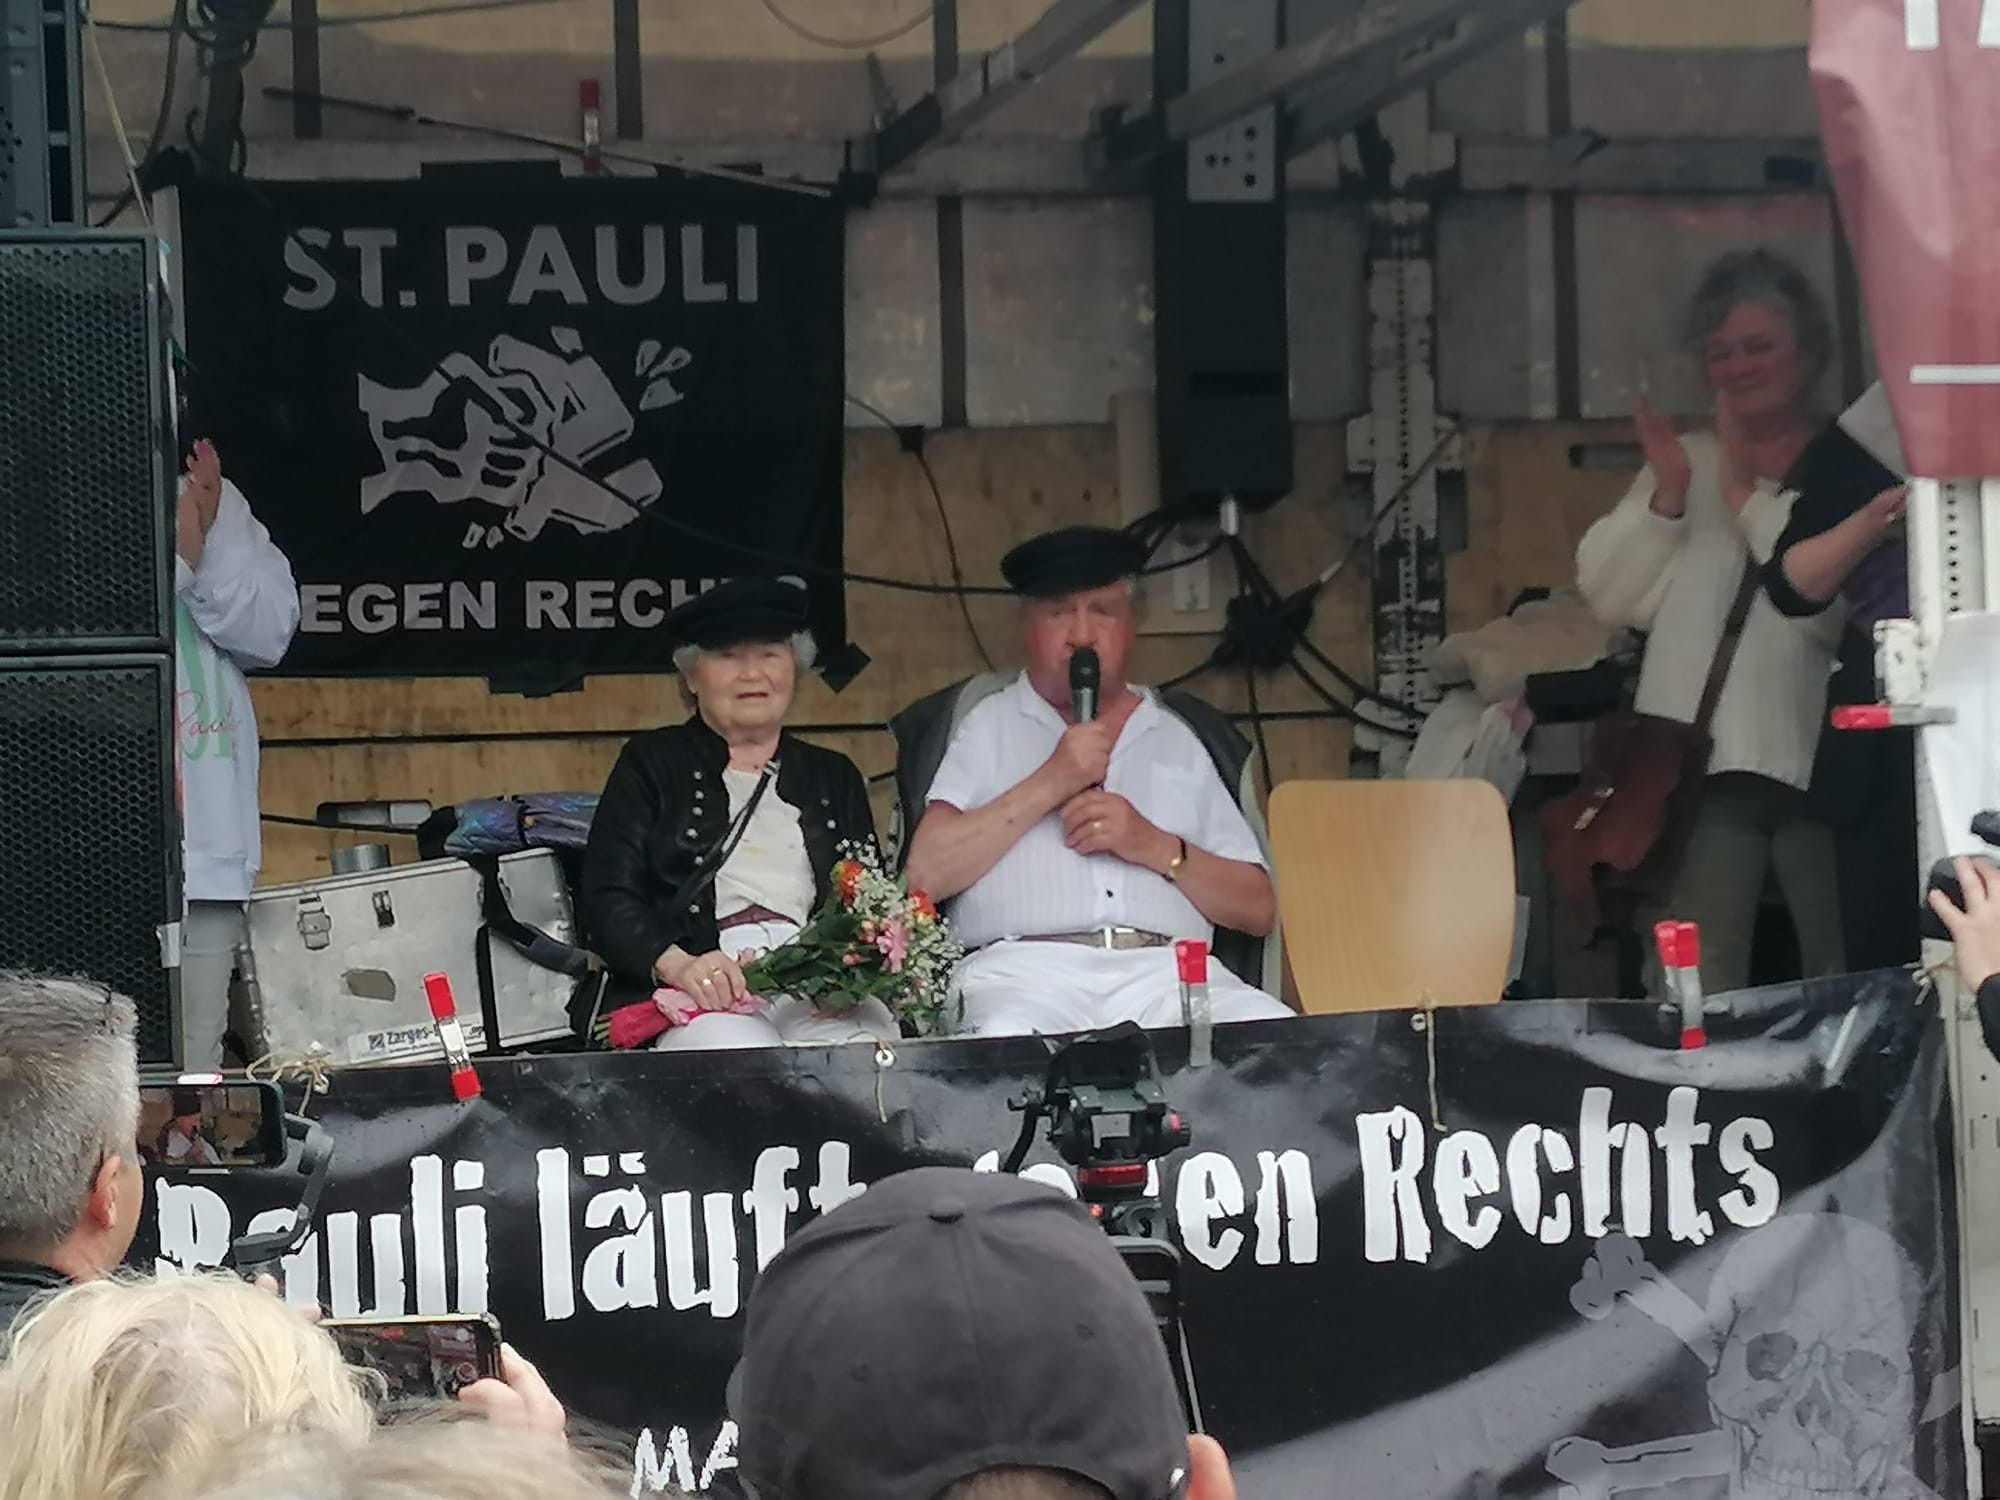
{"left": 0, "top": 231, "right": 182, "bottom": 1063}
{"left": 1151, "top": 0, "right": 1293, "bottom": 518}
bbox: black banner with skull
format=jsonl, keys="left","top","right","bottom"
{"left": 171, "top": 174, "right": 845, "bottom": 682}
{"left": 142, "top": 974, "right": 1962, "bottom": 1499}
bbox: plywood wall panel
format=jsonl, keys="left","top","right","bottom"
{"left": 1447, "top": 421, "right": 1634, "bottom": 633}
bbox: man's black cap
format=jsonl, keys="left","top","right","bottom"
{"left": 666, "top": 577, "right": 811, "bottom": 653}
{"left": 1000, "top": 527, "right": 1147, "bottom": 599}
{"left": 731, "top": 1166, "right": 1189, "bottom": 1500}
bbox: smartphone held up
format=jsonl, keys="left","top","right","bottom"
{"left": 136, "top": 1076, "right": 287, "bottom": 1170}
{"left": 323, "top": 1315, "right": 504, "bottom": 1402}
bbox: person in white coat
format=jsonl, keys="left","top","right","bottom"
{"left": 1575, "top": 250, "right": 1846, "bottom": 996}
{"left": 174, "top": 440, "right": 299, "bottom": 1066}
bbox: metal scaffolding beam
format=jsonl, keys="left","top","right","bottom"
{"left": 1454, "top": 133, "right": 1827, "bottom": 193}
{"left": 1287, "top": 0, "right": 1584, "bottom": 158}
{"left": 870, "top": 0, "right": 1146, "bottom": 175}
{"left": 1097, "top": 0, "right": 1490, "bottom": 168}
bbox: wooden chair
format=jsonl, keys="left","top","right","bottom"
{"left": 1269, "top": 779, "right": 1516, "bottom": 1014}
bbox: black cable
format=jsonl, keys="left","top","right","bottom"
{"left": 1283, "top": 653, "right": 1419, "bottom": 740}
{"left": 183, "top": 0, "right": 278, "bottom": 177}
{"left": 1156, "top": 651, "right": 1222, "bottom": 693}
{"left": 1162, "top": 630, "right": 1411, "bottom": 736}
{"left": 94, "top": 0, "right": 190, "bottom": 225}
{"left": 844, "top": 397, "right": 994, "bottom": 671}
{"left": 261, "top": 87, "right": 824, "bottom": 197}
{"left": 1297, "top": 424, "right": 1461, "bottom": 609}
{"left": 1242, "top": 662, "right": 1274, "bottom": 793}
{"left": 262, "top": 813, "right": 420, "bottom": 835}
{"left": 262, "top": 703, "right": 1362, "bottom": 767}
{"left": 913, "top": 446, "right": 994, "bottom": 668}
{"left": 1225, "top": 534, "right": 1422, "bottom": 720}
{"left": 1227, "top": 563, "right": 1277, "bottom": 789}
{"left": 95, "top": 0, "right": 564, "bottom": 29}
{"left": 756, "top": 0, "right": 932, "bottom": 49}
{"left": 1293, "top": 628, "right": 1423, "bottom": 721}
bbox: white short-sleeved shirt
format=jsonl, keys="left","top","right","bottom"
{"left": 926, "top": 674, "right": 1267, "bottom": 949}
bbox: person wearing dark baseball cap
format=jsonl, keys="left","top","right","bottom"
{"left": 730, "top": 1166, "right": 1237, "bottom": 1500}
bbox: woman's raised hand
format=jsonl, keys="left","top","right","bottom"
{"left": 1634, "top": 397, "right": 1692, "bottom": 516}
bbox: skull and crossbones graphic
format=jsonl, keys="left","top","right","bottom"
{"left": 1547, "top": 1215, "right": 1954, "bottom": 1500}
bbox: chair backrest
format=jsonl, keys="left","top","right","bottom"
{"left": 887, "top": 676, "right": 1279, "bottom": 993}
{"left": 1269, "top": 779, "right": 1514, "bottom": 1013}
{"left": 886, "top": 673, "right": 1012, "bottom": 870}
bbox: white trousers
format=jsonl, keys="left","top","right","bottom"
{"left": 951, "top": 940, "right": 1292, "bottom": 1038}
{"left": 180, "top": 900, "right": 248, "bottom": 1068}
{"left": 654, "top": 918, "right": 900, "bottom": 1053}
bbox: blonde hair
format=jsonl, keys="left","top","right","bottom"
{"left": 189, "top": 1422, "right": 631, "bottom": 1500}
{"left": 0, "top": 1273, "right": 375, "bottom": 1500}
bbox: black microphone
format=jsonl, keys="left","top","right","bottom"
{"left": 1069, "top": 647, "right": 1100, "bottom": 723}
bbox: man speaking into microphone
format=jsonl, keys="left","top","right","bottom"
{"left": 906, "top": 525, "right": 1291, "bottom": 1036}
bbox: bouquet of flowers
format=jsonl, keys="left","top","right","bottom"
{"left": 598, "top": 844, "right": 963, "bottom": 1048}
{"left": 736, "top": 846, "right": 964, "bottom": 1036}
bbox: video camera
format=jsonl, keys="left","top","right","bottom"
{"left": 1002, "top": 1023, "right": 1201, "bottom": 1429}
{"left": 137, "top": 1072, "right": 334, "bottom": 1282}
{"left": 1919, "top": 809, "right": 2000, "bottom": 942}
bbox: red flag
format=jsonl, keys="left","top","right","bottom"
{"left": 1813, "top": 0, "right": 2000, "bottom": 476}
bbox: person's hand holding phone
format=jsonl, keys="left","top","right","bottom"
{"left": 457, "top": 1342, "right": 568, "bottom": 1442}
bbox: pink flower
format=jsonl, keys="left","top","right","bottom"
{"left": 842, "top": 951, "right": 866, "bottom": 967}
{"left": 875, "top": 920, "right": 910, "bottom": 974}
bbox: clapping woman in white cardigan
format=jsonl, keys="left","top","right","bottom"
{"left": 1576, "top": 250, "right": 1847, "bottom": 996}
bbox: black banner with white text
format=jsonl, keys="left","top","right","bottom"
{"left": 172, "top": 174, "right": 845, "bottom": 683}
{"left": 142, "top": 976, "right": 1962, "bottom": 1499}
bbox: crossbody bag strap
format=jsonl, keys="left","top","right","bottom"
{"left": 663, "top": 761, "right": 777, "bottom": 918}
{"left": 1691, "top": 560, "right": 1761, "bottom": 738}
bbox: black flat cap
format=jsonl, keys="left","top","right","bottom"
{"left": 731, "top": 1166, "right": 1189, "bottom": 1500}
{"left": 666, "top": 577, "right": 810, "bottom": 652}
{"left": 1001, "top": 526, "right": 1147, "bottom": 598}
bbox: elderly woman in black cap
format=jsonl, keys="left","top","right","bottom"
{"left": 582, "top": 577, "right": 893, "bottom": 1049}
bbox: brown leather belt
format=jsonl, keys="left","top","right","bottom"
{"left": 718, "top": 904, "right": 795, "bottom": 932}
{"left": 1015, "top": 927, "right": 1173, "bottom": 951}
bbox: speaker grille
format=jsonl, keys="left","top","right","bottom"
{"left": 0, "top": 235, "right": 169, "bottom": 652}
{"left": 0, "top": 657, "right": 179, "bottom": 1061}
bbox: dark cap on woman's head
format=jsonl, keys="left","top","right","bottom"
{"left": 665, "top": 577, "right": 811, "bottom": 652}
